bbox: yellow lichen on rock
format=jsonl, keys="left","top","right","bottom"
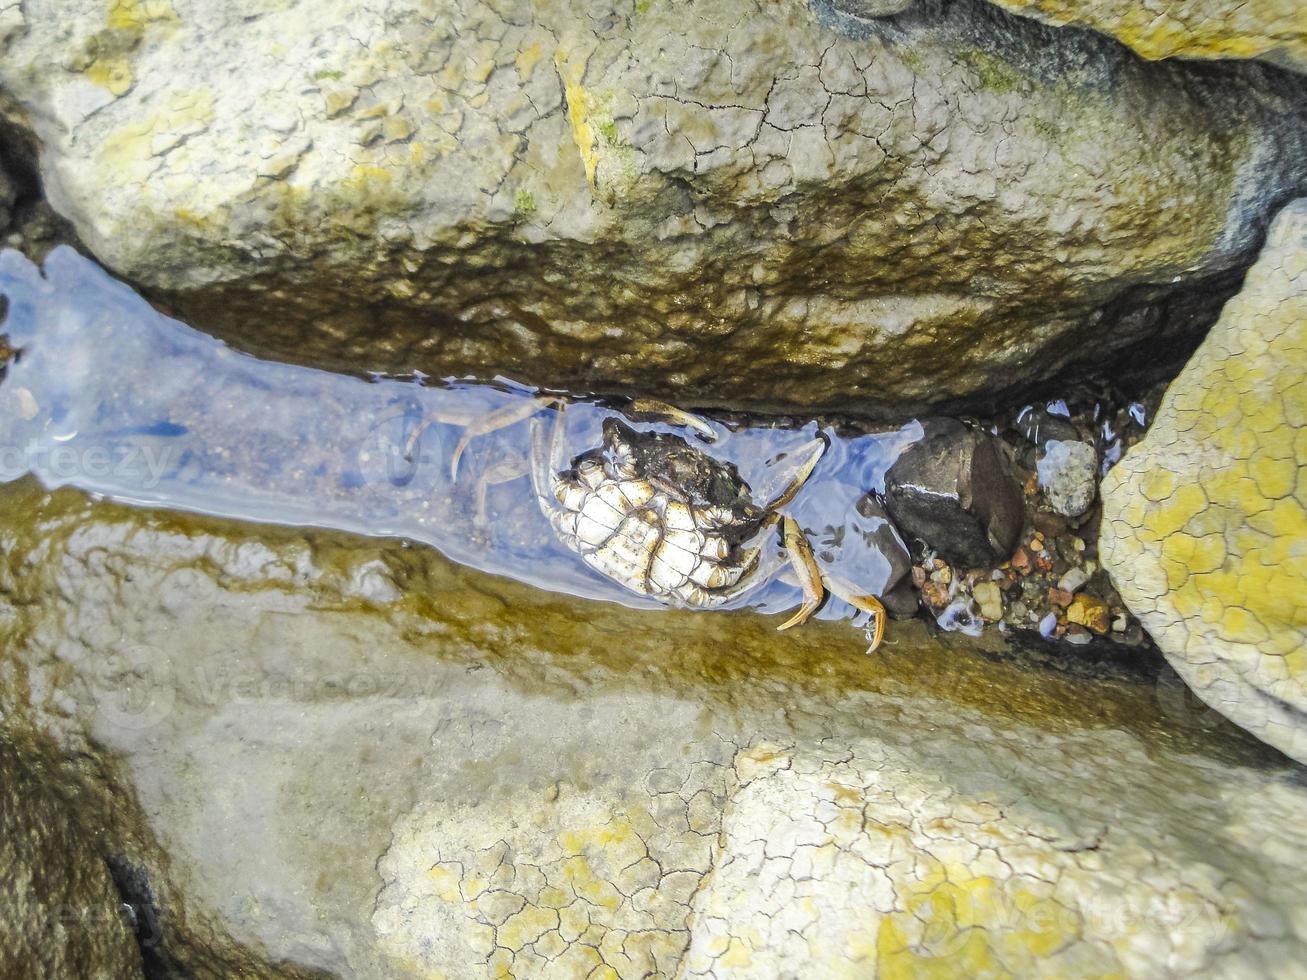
{"left": 989, "top": 0, "right": 1307, "bottom": 74}
{"left": 82, "top": 0, "right": 179, "bottom": 96}
{"left": 1101, "top": 197, "right": 1307, "bottom": 764}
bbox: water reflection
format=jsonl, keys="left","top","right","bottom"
{"left": 0, "top": 247, "right": 921, "bottom": 623}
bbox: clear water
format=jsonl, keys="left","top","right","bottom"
{"left": 0, "top": 246, "right": 922, "bottom": 623}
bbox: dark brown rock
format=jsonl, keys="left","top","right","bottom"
{"left": 883, "top": 419, "right": 1024, "bottom": 570}
{"left": 1032, "top": 510, "right": 1069, "bottom": 539}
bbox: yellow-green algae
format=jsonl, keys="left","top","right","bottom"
{"left": 1101, "top": 198, "right": 1307, "bottom": 764}
{"left": 988, "top": 0, "right": 1307, "bottom": 73}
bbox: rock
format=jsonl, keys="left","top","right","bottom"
{"left": 1031, "top": 509, "right": 1069, "bottom": 538}
{"left": 1101, "top": 197, "right": 1307, "bottom": 765}
{"left": 921, "top": 579, "right": 952, "bottom": 609}
{"left": 880, "top": 576, "right": 920, "bottom": 619}
{"left": 0, "top": 160, "right": 14, "bottom": 239}
{"left": 1047, "top": 586, "right": 1074, "bottom": 608}
{"left": 972, "top": 579, "right": 1003, "bottom": 620}
{"left": 1057, "top": 566, "right": 1090, "bottom": 594}
{"left": 4, "top": 481, "right": 1307, "bottom": 976}
{"left": 1037, "top": 439, "right": 1099, "bottom": 518}
{"left": 830, "top": 0, "right": 916, "bottom": 18}
{"left": 983, "top": 0, "right": 1307, "bottom": 74}
{"left": 0, "top": 734, "right": 144, "bottom": 980}
{"left": 883, "top": 418, "right": 1024, "bottom": 569}
{"left": 1066, "top": 593, "right": 1111, "bottom": 634}
{"left": 1015, "top": 405, "right": 1080, "bottom": 447}
{"left": 0, "top": 1, "right": 1305, "bottom": 410}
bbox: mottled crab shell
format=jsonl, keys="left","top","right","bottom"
{"left": 548, "top": 419, "right": 767, "bottom": 607}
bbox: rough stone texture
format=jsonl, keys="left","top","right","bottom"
{"left": 883, "top": 418, "right": 1023, "bottom": 568}
{"left": 0, "top": 735, "right": 144, "bottom": 980}
{"left": 3, "top": 480, "right": 1306, "bottom": 977}
{"left": 0, "top": 159, "right": 14, "bottom": 237}
{"left": 1101, "top": 197, "right": 1307, "bottom": 766}
{"left": 0, "top": 0, "right": 1305, "bottom": 410}
{"left": 985, "top": 0, "right": 1307, "bottom": 75}
{"left": 1036, "top": 438, "right": 1097, "bottom": 518}
{"left": 832, "top": 0, "right": 917, "bottom": 18}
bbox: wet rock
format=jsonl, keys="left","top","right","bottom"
{"left": 880, "top": 579, "right": 919, "bottom": 619}
{"left": 0, "top": 735, "right": 143, "bottom": 980}
{"left": 1101, "top": 197, "right": 1307, "bottom": 765}
{"left": 1057, "top": 565, "right": 1090, "bottom": 594}
{"left": 2, "top": 483, "right": 1307, "bottom": 976}
{"left": 883, "top": 418, "right": 1023, "bottom": 569}
{"left": 1031, "top": 509, "right": 1069, "bottom": 538}
{"left": 1037, "top": 439, "right": 1098, "bottom": 518}
{"left": 1067, "top": 593, "right": 1111, "bottom": 634}
{"left": 830, "top": 0, "right": 916, "bottom": 18}
{"left": 1015, "top": 405, "right": 1080, "bottom": 448}
{"left": 972, "top": 579, "right": 1003, "bottom": 620}
{"left": 0, "top": 1, "right": 1305, "bottom": 410}
{"left": 0, "top": 162, "right": 13, "bottom": 240}
{"left": 983, "top": 0, "right": 1307, "bottom": 74}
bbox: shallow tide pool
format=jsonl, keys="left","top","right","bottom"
{"left": 0, "top": 246, "right": 925, "bottom": 629}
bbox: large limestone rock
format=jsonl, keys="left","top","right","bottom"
{"left": 3, "top": 480, "right": 1307, "bottom": 977}
{"left": 985, "top": 0, "right": 1307, "bottom": 75}
{"left": 1101, "top": 198, "right": 1307, "bottom": 766}
{"left": 0, "top": 0, "right": 1305, "bottom": 410}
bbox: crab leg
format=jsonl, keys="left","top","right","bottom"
{"left": 777, "top": 515, "right": 826, "bottom": 630}
{"left": 448, "top": 397, "right": 553, "bottom": 481}
{"left": 824, "top": 574, "right": 887, "bottom": 653}
{"left": 475, "top": 450, "right": 530, "bottom": 525}
{"left": 528, "top": 407, "right": 570, "bottom": 507}
{"left": 763, "top": 436, "right": 828, "bottom": 510}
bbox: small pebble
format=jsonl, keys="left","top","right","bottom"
{"left": 1038, "top": 611, "right": 1058, "bottom": 639}
{"left": 1065, "top": 624, "right": 1093, "bottom": 645}
{"left": 1112, "top": 614, "right": 1128, "bottom": 632}
{"left": 1067, "top": 594, "right": 1111, "bottom": 634}
{"left": 973, "top": 581, "right": 1003, "bottom": 621}
{"left": 1047, "top": 587, "right": 1073, "bottom": 608}
{"left": 922, "top": 581, "right": 951, "bottom": 608}
{"left": 1058, "top": 567, "right": 1090, "bottom": 593}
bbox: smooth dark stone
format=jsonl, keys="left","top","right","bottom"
{"left": 882, "top": 418, "right": 1024, "bottom": 569}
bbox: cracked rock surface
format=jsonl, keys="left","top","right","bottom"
{"left": 1101, "top": 198, "right": 1307, "bottom": 766}
{"left": 0, "top": 0, "right": 1305, "bottom": 410}
{"left": 983, "top": 0, "right": 1307, "bottom": 75}
{"left": 3, "top": 481, "right": 1306, "bottom": 977}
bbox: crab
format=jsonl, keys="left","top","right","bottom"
{"left": 436, "top": 397, "right": 886, "bottom": 649}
